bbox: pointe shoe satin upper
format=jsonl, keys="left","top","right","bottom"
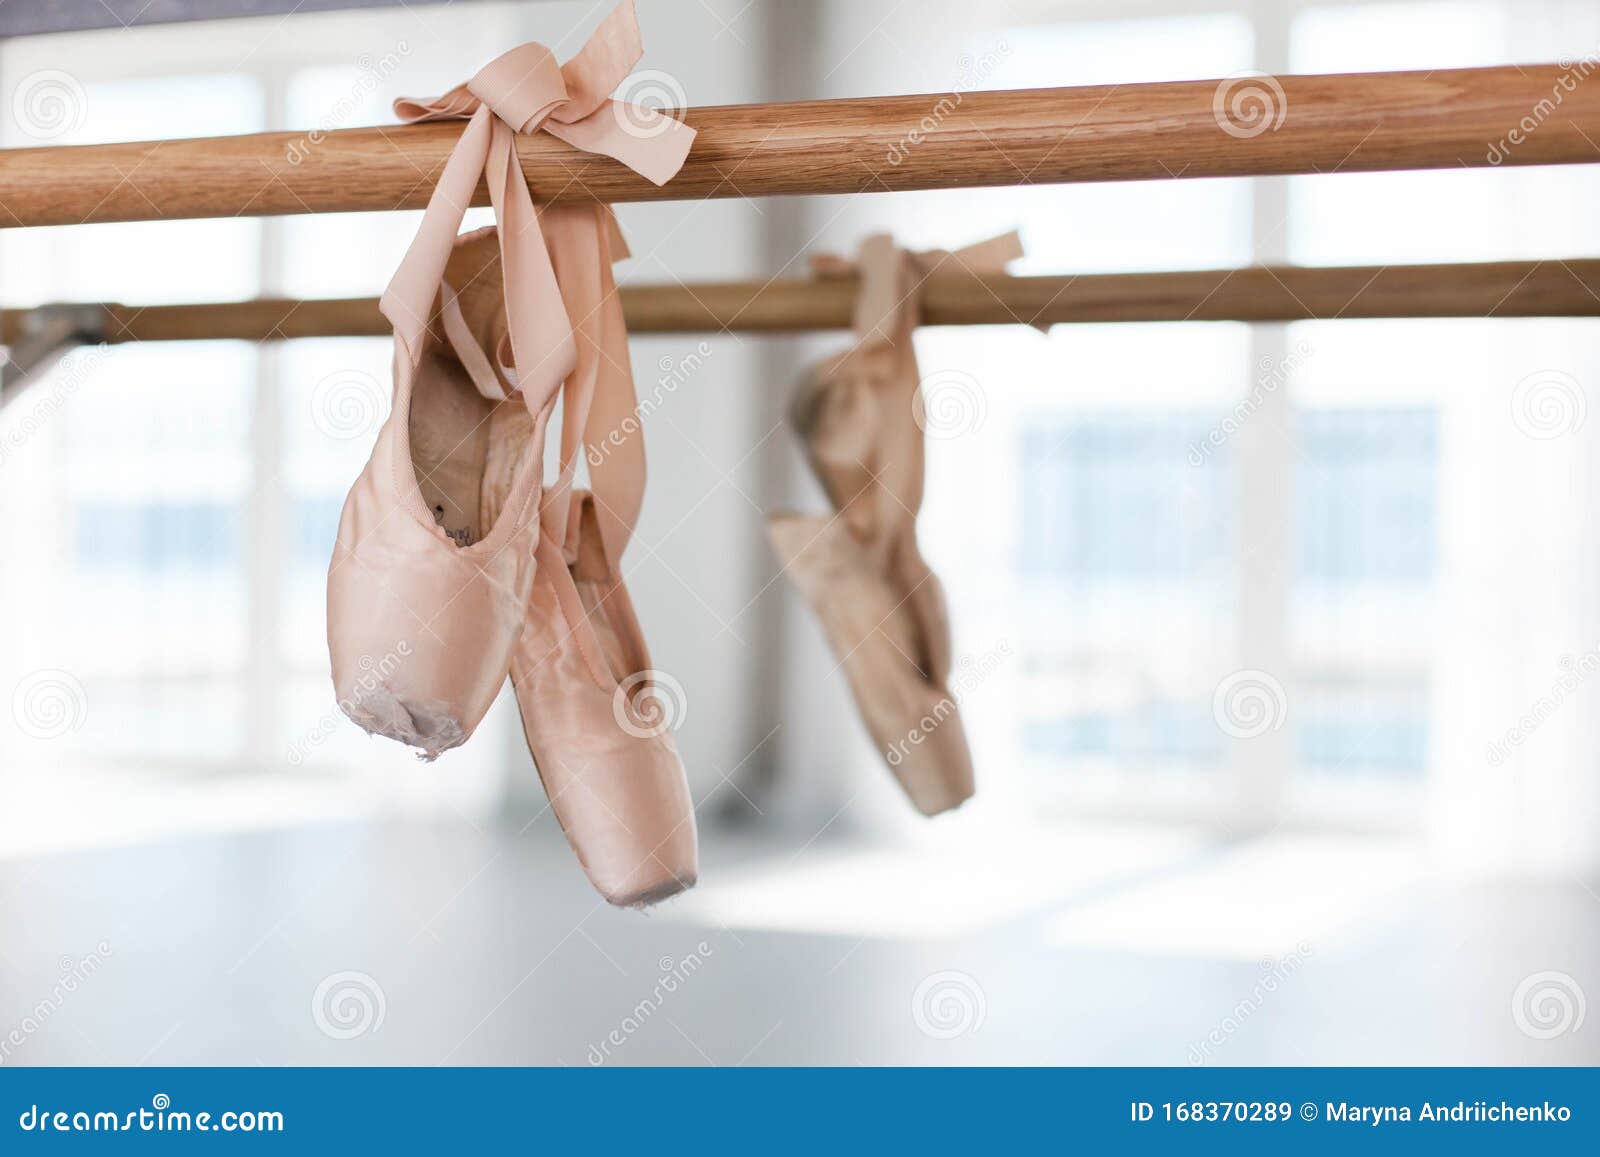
{"left": 512, "top": 498, "right": 699, "bottom": 906}
{"left": 329, "top": 1, "right": 698, "bottom": 905}
{"left": 484, "top": 200, "right": 698, "bottom": 907}
{"left": 769, "top": 231, "right": 1023, "bottom": 815}
{"left": 327, "top": 221, "right": 547, "bottom": 759}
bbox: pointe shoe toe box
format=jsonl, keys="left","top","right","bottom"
{"left": 328, "top": 489, "right": 534, "bottom": 759}
{"left": 539, "top": 727, "right": 699, "bottom": 907}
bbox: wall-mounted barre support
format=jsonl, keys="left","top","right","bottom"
{"left": 0, "top": 303, "right": 105, "bottom": 396}
{"left": 4, "top": 261, "right": 1598, "bottom": 350}
{"left": 0, "top": 65, "right": 1596, "bottom": 228}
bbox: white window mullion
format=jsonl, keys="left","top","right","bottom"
{"left": 1227, "top": 1, "right": 1295, "bottom": 833}
{"left": 244, "top": 68, "right": 290, "bottom": 772}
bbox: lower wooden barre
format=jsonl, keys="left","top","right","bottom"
{"left": 5, "top": 260, "right": 1599, "bottom": 345}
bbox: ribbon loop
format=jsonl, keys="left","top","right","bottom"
{"left": 390, "top": 0, "right": 694, "bottom": 180}
{"left": 468, "top": 42, "right": 569, "bottom": 132}
{"left": 380, "top": 0, "right": 696, "bottom": 415}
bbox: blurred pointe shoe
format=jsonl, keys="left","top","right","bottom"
{"left": 768, "top": 231, "right": 1022, "bottom": 814}
{"left": 768, "top": 513, "right": 975, "bottom": 816}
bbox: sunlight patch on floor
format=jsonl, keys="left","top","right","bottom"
{"left": 666, "top": 823, "right": 1211, "bottom": 939}
{"left": 1044, "top": 831, "right": 1428, "bottom": 962}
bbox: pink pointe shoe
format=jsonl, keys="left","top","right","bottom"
{"left": 327, "top": 217, "right": 550, "bottom": 759}
{"left": 512, "top": 493, "right": 699, "bottom": 907}
{"left": 769, "top": 231, "right": 1022, "bottom": 815}
{"left": 330, "top": 1, "right": 698, "bottom": 906}
{"left": 501, "top": 203, "right": 698, "bottom": 908}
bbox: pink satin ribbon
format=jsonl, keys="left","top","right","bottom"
{"left": 379, "top": 0, "right": 695, "bottom": 423}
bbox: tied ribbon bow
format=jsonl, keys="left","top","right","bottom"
{"left": 379, "top": 0, "right": 695, "bottom": 418}
{"left": 810, "top": 230, "right": 1026, "bottom": 346}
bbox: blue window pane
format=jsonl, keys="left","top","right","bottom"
{"left": 1296, "top": 408, "right": 1437, "bottom": 583}
{"left": 1019, "top": 410, "right": 1234, "bottom": 583}
{"left": 292, "top": 495, "right": 343, "bottom": 568}
{"left": 1297, "top": 709, "right": 1428, "bottom": 776}
{"left": 73, "top": 502, "right": 241, "bottom": 571}
{"left": 1024, "top": 701, "right": 1224, "bottom": 767}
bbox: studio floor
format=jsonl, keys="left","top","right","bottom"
{"left": 1, "top": 805, "right": 1595, "bottom": 1067}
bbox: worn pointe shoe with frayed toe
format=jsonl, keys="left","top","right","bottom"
{"left": 344, "top": 0, "right": 699, "bottom": 901}
{"left": 327, "top": 226, "right": 550, "bottom": 759}
{"left": 328, "top": 0, "right": 696, "bottom": 765}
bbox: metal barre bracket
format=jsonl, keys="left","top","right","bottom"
{"left": 0, "top": 303, "right": 107, "bottom": 405}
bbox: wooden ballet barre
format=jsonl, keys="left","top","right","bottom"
{"left": 5, "top": 261, "right": 1599, "bottom": 347}
{"left": 0, "top": 65, "right": 1597, "bottom": 227}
